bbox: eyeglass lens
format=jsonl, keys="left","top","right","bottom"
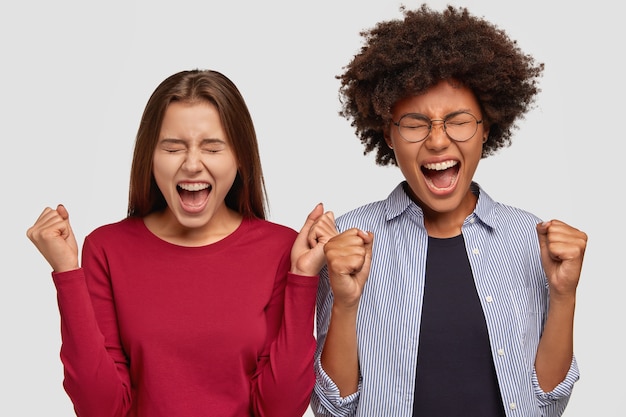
{"left": 397, "top": 112, "right": 479, "bottom": 142}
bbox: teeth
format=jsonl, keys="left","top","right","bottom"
{"left": 178, "top": 183, "right": 210, "bottom": 191}
{"left": 422, "top": 160, "right": 458, "bottom": 171}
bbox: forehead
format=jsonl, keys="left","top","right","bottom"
{"left": 160, "top": 100, "right": 226, "bottom": 138}
{"left": 392, "top": 79, "right": 481, "bottom": 117}
{"left": 162, "top": 100, "right": 218, "bottom": 121}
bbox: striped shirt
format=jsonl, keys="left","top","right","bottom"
{"left": 311, "top": 182, "right": 579, "bottom": 417}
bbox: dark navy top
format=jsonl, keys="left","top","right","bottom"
{"left": 413, "top": 234, "right": 505, "bottom": 417}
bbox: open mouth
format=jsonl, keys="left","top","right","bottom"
{"left": 421, "top": 160, "right": 459, "bottom": 191}
{"left": 177, "top": 182, "right": 211, "bottom": 209}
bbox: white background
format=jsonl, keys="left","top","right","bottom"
{"left": 1, "top": 1, "right": 623, "bottom": 416}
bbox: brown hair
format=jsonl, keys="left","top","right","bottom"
{"left": 338, "top": 4, "right": 544, "bottom": 165}
{"left": 127, "top": 69, "right": 267, "bottom": 219}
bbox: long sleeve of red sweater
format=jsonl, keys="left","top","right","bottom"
{"left": 51, "top": 217, "right": 318, "bottom": 417}
{"left": 251, "top": 272, "right": 318, "bottom": 417}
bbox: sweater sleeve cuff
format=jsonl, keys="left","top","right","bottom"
{"left": 52, "top": 268, "right": 86, "bottom": 287}
{"left": 287, "top": 271, "right": 320, "bottom": 287}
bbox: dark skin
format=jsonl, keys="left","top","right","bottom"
{"left": 337, "top": 4, "right": 544, "bottom": 168}
{"left": 317, "top": 5, "right": 588, "bottom": 398}
{"left": 320, "top": 79, "right": 587, "bottom": 396}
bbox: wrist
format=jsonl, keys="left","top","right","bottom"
{"left": 52, "top": 262, "right": 80, "bottom": 273}
{"left": 332, "top": 301, "right": 360, "bottom": 317}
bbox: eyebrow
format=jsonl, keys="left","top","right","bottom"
{"left": 159, "top": 138, "right": 226, "bottom": 145}
{"left": 405, "top": 109, "right": 474, "bottom": 118}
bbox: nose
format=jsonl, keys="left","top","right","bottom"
{"left": 431, "top": 119, "right": 447, "bottom": 134}
{"left": 182, "top": 149, "right": 202, "bottom": 172}
{"left": 425, "top": 119, "right": 450, "bottom": 149}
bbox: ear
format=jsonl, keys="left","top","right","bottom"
{"left": 481, "top": 122, "right": 490, "bottom": 144}
{"left": 384, "top": 128, "right": 394, "bottom": 149}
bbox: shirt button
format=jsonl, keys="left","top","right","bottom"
{"left": 472, "top": 248, "right": 480, "bottom": 255}
{"left": 497, "top": 348, "right": 505, "bottom": 356}
{"left": 509, "top": 403, "right": 517, "bottom": 410}
{"left": 486, "top": 295, "right": 493, "bottom": 303}
{"left": 469, "top": 218, "right": 475, "bottom": 224}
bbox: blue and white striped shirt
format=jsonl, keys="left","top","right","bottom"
{"left": 311, "top": 182, "right": 579, "bottom": 417}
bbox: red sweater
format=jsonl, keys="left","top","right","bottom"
{"left": 51, "top": 216, "right": 318, "bottom": 417}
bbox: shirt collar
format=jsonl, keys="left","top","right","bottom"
{"left": 383, "top": 181, "right": 498, "bottom": 230}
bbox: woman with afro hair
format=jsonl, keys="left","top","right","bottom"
{"left": 311, "top": 5, "right": 587, "bottom": 417}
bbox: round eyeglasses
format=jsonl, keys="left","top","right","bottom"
{"left": 392, "top": 111, "right": 483, "bottom": 143}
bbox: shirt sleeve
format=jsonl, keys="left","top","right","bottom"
{"left": 311, "top": 355, "right": 361, "bottom": 417}
{"left": 52, "top": 235, "right": 132, "bottom": 417}
{"left": 309, "top": 266, "right": 361, "bottom": 417}
{"left": 250, "top": 267, "right": 319, "bottom": 417}
{"left": 531, "top": 356, "right": 580, "bottom": 416}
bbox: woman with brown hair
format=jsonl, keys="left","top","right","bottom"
{"left": 27, "top": 69, "right": 334, "bottom": 417}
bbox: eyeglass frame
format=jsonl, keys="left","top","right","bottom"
{"left": 391, "top": 111, "right": 483, "bottom": 143}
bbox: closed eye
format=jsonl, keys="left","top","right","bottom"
{"left": 160, "top": 138, "right": 187, "bottom": 153}
{"left": 201, "top": 138, "right": 227, "bottom": 153}
{"left": 202, "top": 146, "right": 226, "bottom": 153}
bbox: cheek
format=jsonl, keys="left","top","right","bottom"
{"left": 204, "top": 154, "right": 238, "bottom": 181}
{"left": 393, "top": 142, "right": 420, "bottom": 165}
{"left": 152, "top": 155, "right": 179, "bottom": 188}
{"left": 459, "top": 145, "right": 483, "bottom": 177}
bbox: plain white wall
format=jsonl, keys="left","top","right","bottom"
{"left": 2, "top": 0, "right": 623, "bottom": 415}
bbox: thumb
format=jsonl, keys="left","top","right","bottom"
{"left": 57, "top": 204, "right": 70, "bottom": 220}
{"left": 56, "top": 204, "right": 77, "bottom": 243}
{"left": 358, "top": 230, "right": 374, "bottom": 280}
{"left": 536, "top": 221, "right": 551, "bottom": 259}
{"left": 298, "top": 203, "right": 324, "bottom": 236}
{"left": 363, "top": 230, "right": 374, "bottom": 262}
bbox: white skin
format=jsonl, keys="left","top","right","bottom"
{"left": 320, "top": 79, "right": 588, "bottom": 395}
{"left": 27, "top": 101, "right": 336, "bottom": 280}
